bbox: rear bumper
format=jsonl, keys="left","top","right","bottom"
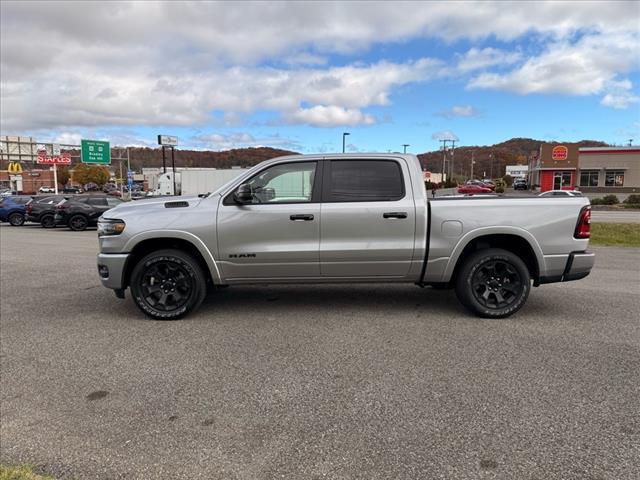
{"left": 539, "top": 251, "right": 595, "bottom": 284}
{"left": 97, "top": 253, "right": 130, "bottom": 290}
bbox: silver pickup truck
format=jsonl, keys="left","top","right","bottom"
{"left": 97, "top": 153, "right": 594, "bottom": 320}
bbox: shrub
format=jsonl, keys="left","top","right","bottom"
{"left": 502, "top": 174, "right": 513, "bottom": 187}
{"left": 601, "top": 194, "right": 620, "bottom": 205}
{"left": 590, "top": 198, "right": 604, "bottom": 205}
{"left": 623, "top": 194, "right": 640, "bottom": 204}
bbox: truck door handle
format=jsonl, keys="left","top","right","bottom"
{"left": 383, "top": 212, "right": 408, "bottom": 219}
{"left": 290, "top": 214, "right": 314, "bottom": 221}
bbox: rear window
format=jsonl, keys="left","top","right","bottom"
{"left": 326, "top": 160, "right": 404, "bottom": 202}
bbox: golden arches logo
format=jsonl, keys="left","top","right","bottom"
{"left": 7, "top": 162, "right": 23, "bottom": 173}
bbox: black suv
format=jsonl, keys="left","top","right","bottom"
{"left": 513, "top": 178, "right": 528, "bottom": 190}
{"left": 55, "top": 194, "right": 124, "bottom": 231}
{"left": 26, "top": 195, "right": 69, "bottom": 228}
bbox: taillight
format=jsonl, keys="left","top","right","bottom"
{"left": 574, "top": 206, "right": 591, "bottom": 239}
{"left": 56, "top": 203, "right": 68, "bottom": 211}
{"left": 26, "top": 204, "right": 33, "bottom": 214}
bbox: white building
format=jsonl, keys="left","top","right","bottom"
{"left": 505, "top": 165, "right": 528, "bottom": 178}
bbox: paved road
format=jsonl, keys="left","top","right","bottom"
{"left": 1, "top": 224, "right": 639, "bottom": 480}
{"left": 591, "top": 210, "right": 640, "bottom": 224}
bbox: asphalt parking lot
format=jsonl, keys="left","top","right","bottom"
{"left": 1, "top": 224, "right": 639, "bottom": 480}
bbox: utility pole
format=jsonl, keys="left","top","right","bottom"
{"left": 470, "top": 151, "right": 474, "bottom": 180}
{"left": 489, "top": 153, "right": 493, "bottom": 179}
{"left": 450, "top": 140, "right": 456, "bottom": 181}
{"left": 439, "top": 139, "right": 449, "bottom": 184}
{"left": 402, "top": 144, "right": 410, "bottom": 154}
{"left": 629, "top": 139, "right": 634, "bottom": 147}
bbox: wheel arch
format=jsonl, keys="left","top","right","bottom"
{"left": 122, "top": 232, "right": 221, "bottom": 289}
{"left": 444, "top": 228, "right": 543, "bottom": 285}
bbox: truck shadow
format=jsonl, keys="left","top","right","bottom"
{"left": 199, "top": 284, "right": 464, "bottom": 317}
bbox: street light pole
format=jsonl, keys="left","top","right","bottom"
{"left": 402, "top": 144, "right": 410, "bottom": 154}
{"left": 450, "top": 140, "right": 456, "bottom": 180}
{"left": 470, "top": 151, "right": 474, "bottom": 180}
{"left": 439, "top": 139, "right": 449, "bottom": 184}
{"left": 342, "top": 132, "right": 350, "bottom": 153}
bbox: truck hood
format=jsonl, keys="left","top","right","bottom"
{"left": 106, "top": 196, "right": 203, "bottom": 216}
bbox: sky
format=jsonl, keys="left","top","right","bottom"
{"left": 1, "top": 1, "right": 639, "bottom": 153}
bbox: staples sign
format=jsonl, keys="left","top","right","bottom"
{"left": 37, "top": 150, "right": 71, "bottom": 165}
{"left": 552, "top": 145, "right": 568, "bottom": 161}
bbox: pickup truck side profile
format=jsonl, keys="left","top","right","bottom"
{"left": 97, "top": 154, "right": 594, "bottom": 320}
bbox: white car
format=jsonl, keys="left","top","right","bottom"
{"left": 38, "top": 186, "right": 56, "bottom": 193}
{"left": 538, "top": 190, "right": 583, "bottom": 197}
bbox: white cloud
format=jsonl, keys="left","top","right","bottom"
{"left": 456, "top": 48, "right": 522, "bottom": 73}
{"left": 431, "top": 131, "right": 459, "bottom": 141}
{"left": 191, "top": 132, "right": 301, "bottom": 151}
{"left": 1, "top": 1, "right": 639, "bottom": 131}
{"left": 289, "top": 106, "right": 376, "bottom": 127}
{"left": 467, "top": 31, "right": 640, "bottom": 108}
{"left": 438, "top": 105, "right": 481, "bottom": 118}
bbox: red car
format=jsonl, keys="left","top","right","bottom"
{"left": 457, "top": 184, "right": 493, "bottom": 194}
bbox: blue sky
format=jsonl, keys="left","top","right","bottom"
{"left": 1, "top": 1, "right": 639, "bottom": 153}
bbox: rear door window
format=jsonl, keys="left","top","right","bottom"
{"left": 324, "top": 160, "right": 404, "bottom": 202}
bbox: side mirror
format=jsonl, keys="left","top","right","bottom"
{"left": 234, "top": 184, "right": 253, "bottom": 204}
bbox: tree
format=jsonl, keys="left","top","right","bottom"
{"left": 57, "top": 166, "right": 71, "bottom": 187}
{"left": 72, "top": 163, "right": 111, "bottom": 187}
{"left": 502, "top": 174, "right": 514, "bottom": 187}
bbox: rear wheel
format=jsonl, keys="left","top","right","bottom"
{"left": 40, "top": 214, "right": 56, "bottom": 228}
{"left": 455, "top": 248, "right": 530, "bottom": 318}
{"left": 68, "top": 214, "right": 88, "bottom": 231}
{"left": 130, "top": 249, "right": 207, "bottom": 320}
{"left": 8, "top": 212, "right": 25, "bottom": 226}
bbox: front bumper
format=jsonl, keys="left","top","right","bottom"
{"left": 97, "top": 253, "right": 130, "bottom": 290}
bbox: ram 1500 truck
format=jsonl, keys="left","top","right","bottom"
{"left": 96, "top": 154, "right": 594, "bottom": 320}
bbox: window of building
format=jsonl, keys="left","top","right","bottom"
{"left": 326, "top": 160, "right": 404, "bottom": 202}
{"left": 605, "top": 171, "right": 624, "bottom": 187}
{"left": 579, "top": 170, "right": 599, "bottom": 187}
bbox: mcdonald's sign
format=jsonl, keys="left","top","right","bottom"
{"left": 7, "top": 162, "right": 23, "bottom": 173}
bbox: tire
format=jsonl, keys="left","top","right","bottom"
{"left": 68, "top": 214, "right": 88, "bottom": 231}
{"left": 40, "top": 214, "right": 56, "bottom": 228}
{"left": 130, "top": 249, "right": 207, "bottom": 320}
{"left": 455, "top": 248, "right": 530, "bottom": 318}
{"left": 8, "top": 212, "right": 25, "bottom": 226}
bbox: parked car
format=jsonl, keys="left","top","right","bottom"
{"left": 0, "top": 195, "right": 31, "bottom": 226}
{"left": 62, "top": 187, "right": 82, "bottom": 194}
{"left": 538, "top": 190, "right": 583, "bottom": 197}
{"left": 458, "top": 184, "right": 493, "bottom": 194}
{"left": 55, "top": 194, "right": 124, "bottom": 231}
{"left": 466, "top": 179, "right": 496, "bottom": 191}
{"left": 26, "top": 194, "right": 69, "bottom": 228}
{"left": 513, "top": 178, "right": 528, "bottom": 190}
{"left": 38, "top": 186, "right": 56, "bottom": 194}
{"left": 96, "top": 153, "right": 594, "bottom": 321}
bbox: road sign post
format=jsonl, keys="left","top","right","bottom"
{"left": 81, "top": 139, "right": 111, "bottom": 164}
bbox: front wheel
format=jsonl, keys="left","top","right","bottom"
{"left": 455, "top": 248, "right": 530, "bottom": 318}
{"left": 8, "top": 212, "right": 25, "bottom": 226}
{"left": 130, "top": 249, "right": 207, "bottom": 320}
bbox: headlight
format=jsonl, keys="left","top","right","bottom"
{"left": 98, "top": 218, "right": 126, "bottom": 236}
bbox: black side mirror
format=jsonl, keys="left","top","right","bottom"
{"left": 234, "top": 184, "right": 253, "bottom": 204}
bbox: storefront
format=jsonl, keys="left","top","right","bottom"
{"left": 528, "top": 144, "right": 579, "bottom": 192}
{"left": 577, "top": 147, "right": 640, "bottom": 195}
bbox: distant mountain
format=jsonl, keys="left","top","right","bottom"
{"left": 417, "top": 138, "right": 609, "bottom": 179}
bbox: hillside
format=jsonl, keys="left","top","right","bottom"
{"left": 417, "top": 138, "right": 608, "bottom": 179}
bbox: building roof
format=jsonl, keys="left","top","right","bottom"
{"left": 579, "top": 147, "right": 640, "bottom": 154}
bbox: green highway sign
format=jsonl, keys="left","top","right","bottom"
{"left": 81, "top": 139, "right": 111, "bottom": 164}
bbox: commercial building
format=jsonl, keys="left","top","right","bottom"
{"left": 576, "top": 147, "right": 640, "bottom": 196}
{"left": 528, "top": 144, "right": 640, "bottom": 196}
{"left": 505, "top": 165, "right": 528, "bottom": 178}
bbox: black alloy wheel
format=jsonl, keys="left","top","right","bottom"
{"left": 40, "top": 214, "right": 56, "bottom": 228}
{"left": 455, "top": 248, "right": 530, "bottom": 318}
{"left": 68, "top": 214, "right": 88, "bottom": 231}
{"left": 8, "top": 212, "right": 25, "bottom": 226}
{"left": 130, "top": 249, "right": 207, "bottom": 320}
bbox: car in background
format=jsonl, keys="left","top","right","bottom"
{"left": 55, "top": 194, "right": 124, "bottom": 231}
{"left": 0, "top": 195, "right": 31, "bottom": 226}
{"left": 130, "top": 191, "right": 146, "bottom": 200}
{"left": 513, "top": 178, "right": 528, "bottom": 190}
{"left": 62, "top": 187, "right": 82, "bottom": 194}
{"left": 538, "top": 190, "right": 583, "bottom": 197}
{"left": 458, "top": 183, "right": 494, "bottom": 194}
{"left": 26, "top": 194, "right": 69, "bottom": 228}
{"left": 466, "top": 179, "right": 496, "bottom": 191}
{"left": 38, "top": 186, "right": 56, "bottom": 194}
